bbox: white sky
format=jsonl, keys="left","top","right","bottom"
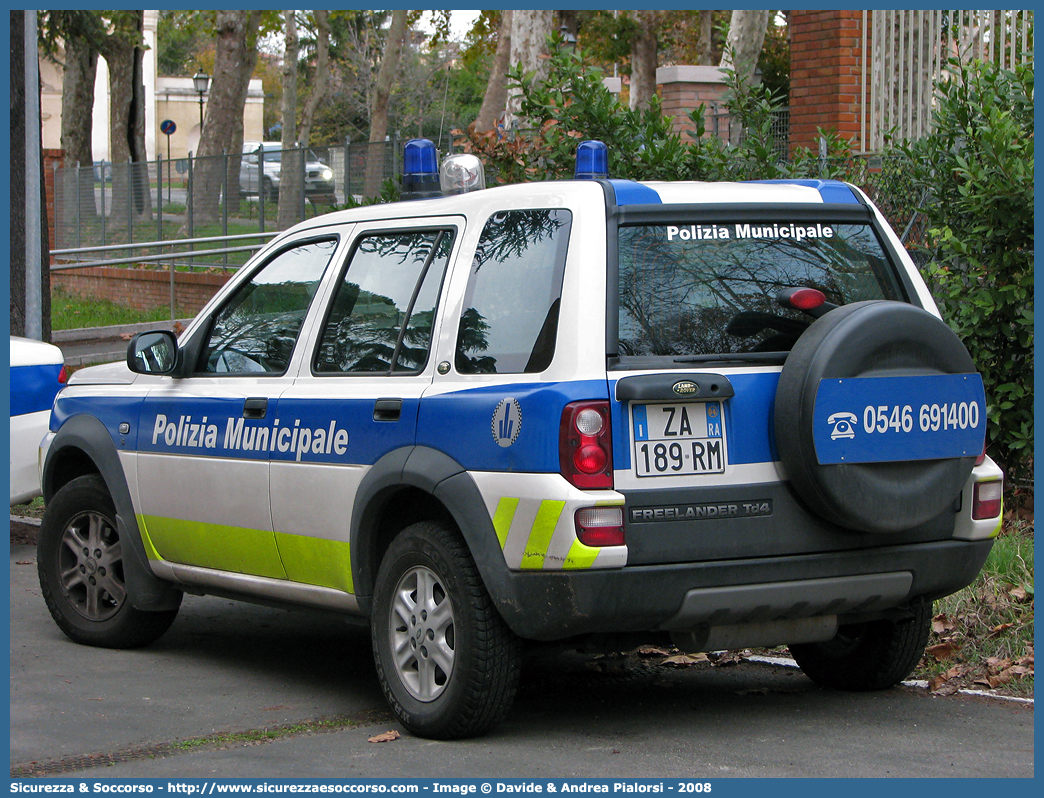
{"left": 419, "top": 9, "right": 482, "bottom": 41}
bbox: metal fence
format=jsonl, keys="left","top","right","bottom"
{"left": 50, "top": 134, "right": 931, "bottom": 279}
{"left": 707, "top": 107, "right": 791, "bottom": 159}
{"left": 862, "top": 9, "right": 1034, "bottom": 152}
{"left": 51, "top": 136, "right": 458, "bottom": 269}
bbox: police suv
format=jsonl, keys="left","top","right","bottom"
{"left": 38, "top": 140, "right": 1004, "bottom": 739}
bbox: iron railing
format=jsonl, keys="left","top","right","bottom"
{"left": 51, "top": 136, "right": 459, "bottom": 258}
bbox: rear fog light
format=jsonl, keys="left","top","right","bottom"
{"left": 575, "top": 506, "right": 624, "bottom": 547}
{"left": 972, "top": 480, "right": 1003, "bottom": 520}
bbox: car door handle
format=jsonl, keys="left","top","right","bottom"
{"left": 373, "top": 398, "right": 402, "bottom": 422}
{"left": 243, "top": 397, "right": 268, "bottom": 419}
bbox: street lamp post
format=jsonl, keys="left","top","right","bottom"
{"left": 558, "top": 24, "right": 577, "bottom": 53}
{"left": 192, "top": 71, "right": 210, "bottom": 130}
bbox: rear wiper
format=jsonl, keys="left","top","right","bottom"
{"left": 672, "top": 352, "right": 788, "bottom": 365}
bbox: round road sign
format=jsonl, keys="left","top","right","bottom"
{"left": 160, "top": 119, "right": 177, "bottom": 136}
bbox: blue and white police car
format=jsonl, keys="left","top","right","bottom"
{"left": 10, "top": 336, "right": 66, "bottom": 505}
{"left": 37, "top": 140, "right": 1004, "bottom": 739}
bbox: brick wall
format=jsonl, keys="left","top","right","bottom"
{"left": 656, "top": 65, "right": 729, "bottom": 139}
{"left": 43, "top": 149, "right": 63, "bottom": 252}
{"left": 51, "top": 267, "right": 231, "bottom": 316}
{"left": 789, "top": 10, "right": 866, "bottom": 152}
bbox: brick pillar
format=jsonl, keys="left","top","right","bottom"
{"left": 656, "top": 65, "right": 729, "bottom": 140}
{"left": 789, "top": 10, "right": 866, "bottom": 152}
{"left": 42, "top": 149, "right": 64, "bottom": 254}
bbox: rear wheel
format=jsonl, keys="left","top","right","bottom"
{"left": 37, "top": 475, "right": 180, "bottom": 648}
{"left": 371, "top": 521, "right": 520, "bottom": 739}
{"left": 789, "top": 600, "right": 931, "bottom": 691}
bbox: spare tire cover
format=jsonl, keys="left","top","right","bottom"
{"left": 774, "top": 300, "right": 983, "bottom": 533}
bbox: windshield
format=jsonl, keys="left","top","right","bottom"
{"left": 617, "top": 220, "right": 904, "bottom": 358}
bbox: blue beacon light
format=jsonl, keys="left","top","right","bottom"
{"left": 402, "top": 138, "right": 442, "bottom": 199}
{"left": 574, "top": 140, "right": 609, "bottom": 180}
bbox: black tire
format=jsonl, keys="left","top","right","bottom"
{"left": 37, "top": 475, "right": 181, "bottom": 649}
{"left": 774, "top": 300, "right": 979, "bottom": 533}
{"left": 789, "top": 600, "right": 931, "bottom": 691}
{"left": 371, "top": 521, "right": 520, "bottom": 739}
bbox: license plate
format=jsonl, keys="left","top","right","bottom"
{"left": 631, "top": 401, "right": 726, "bottom": 477}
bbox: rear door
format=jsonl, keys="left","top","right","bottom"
{"left": 608, "top": 207, "right": 908, "bottom": 563}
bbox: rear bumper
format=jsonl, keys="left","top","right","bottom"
{"left": 490, "top": 537, "right": 992, "bottom": 640}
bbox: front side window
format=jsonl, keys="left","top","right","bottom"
{"left": 618, "top": 220, "right": 903, "bottom": 358}
{"left": 315, "top": 228, "right": 454, "bottom": 374}
{"left": 199, "top": 237, "right": 338, "bottom": 374}
{"left": 455, "top": 209, "right": 572, "bottom": 374}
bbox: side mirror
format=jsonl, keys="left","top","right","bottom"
{"left": 127, "top": 330, "right": 178, "bottom": 375}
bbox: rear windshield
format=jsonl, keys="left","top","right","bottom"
{"left": 617, "top": 221, "right": 903, "bottom": 358}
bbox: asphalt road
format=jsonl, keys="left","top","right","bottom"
{"left": 9, "top": 532, "right": 1034, "bottom": 780}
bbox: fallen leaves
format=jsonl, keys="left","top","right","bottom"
{"left": 709, "top": 651, "right": 746, "bottom": 668}
{"left": 925, "top": 641, "right": 958, "bottom": 662}
{"left": 929, "top": 665, "right": 968, "bottom": 695}
{"left": 367, "top": 730, "right": 400, "bottom": 743}
{"left": 932, "top": 615, "right": 956, "bottom": 635}
{"left": 1007, "top": 585, "right": 1031, "bottom": 602}
{"left": 973, "top": 653, "right": 1035, "bottom": 690}
{"left": 660, "top": 653, "right": 709, "bottom": 668}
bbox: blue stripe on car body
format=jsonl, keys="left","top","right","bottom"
{"left": 10, "top": 363, "right": 64, "bottom": 417}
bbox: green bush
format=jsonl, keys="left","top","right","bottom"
{"left": 463, "top": 45, "right": 690, "bottom": 183}
{"left": 900, "top": 59, "right": 1034, "bottom": 487}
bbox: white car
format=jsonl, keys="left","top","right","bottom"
{"left": 239, "top": 141, "right": 336, "bottom": 203}
{"left": 37, "top": 140, "right": 1003, "bottom": 739}
{"left": 10, "top": 336, "right": 66, "bottom": 505}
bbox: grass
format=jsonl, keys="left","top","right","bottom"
{"left": 51, "top": 287, "right": 185, "bottom": 331}
{"left": 10, "top": 497, "right": 45, "bottom": 519}
{"left": 913, "top": 518, "right": 1035, "bottom": 696}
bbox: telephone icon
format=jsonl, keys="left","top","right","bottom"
{"left": 827, "top": 412, "right": 858, "bottom": 440}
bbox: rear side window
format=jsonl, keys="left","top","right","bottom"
{"left": 315, "top": 228, "right": 454, "bottom": 374}
{"left": 618, "top": 221, "right": 903, "bottom": 357}
{"left": 455, "top": 209, "right": 571, "bottom": 374}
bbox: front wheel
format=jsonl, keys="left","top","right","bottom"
{"left": 789, "top": 600, "right": 931, "bottom": 691}
{"left": 371, "top": 522, "right": 520, "bottom": 739}
{"left": 37, "top": 475, "right": 181, "bottom": 648}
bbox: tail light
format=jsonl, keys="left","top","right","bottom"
{"left": 560, "top": 401, "right": 613, "bottom": 489}
{"left": 575, "top": 506, "right": 624, "bottom": 547}
{"left": 58, "top": 365, "right": 69, "bottom": 384}
{"left": 972, "top": 480, "right": 1002, "bottom": 520}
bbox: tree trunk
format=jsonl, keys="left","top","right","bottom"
{"left": 504, "top": 9, "right": 554, "bottom": 129}
{"left": 630, "top": 10, "right": 659, "bottom": 111}
{"left": 101, "top": 11, "right": 152, "bottom": 232}
{"left": 720, "top": 9, "right": 770, "bottom": 84}
{"left": 224, "top": 12, "right": 261, "bottom": 216}
{"left": 278, "top": 9, "right": 303, "bottom": 228}
{"left": 186, "top": 10, "right": 260, "bottom": 228}
{"left": 364, "top": 9, "right": 408, "bottom": 198}
{"left": 11, "top": 9, "right": 28, "bottom": 336}
{"left": 472, "top": 10, "right": 512, "bottom": 135}
{"left": 696, "top": 10, "right": 714, "bottom": 64}
{"left": 298, "top": 9, "right": 330, "bottom": 148}
{"left": 59, "top": 34, "right": 99, "bottom": 233}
